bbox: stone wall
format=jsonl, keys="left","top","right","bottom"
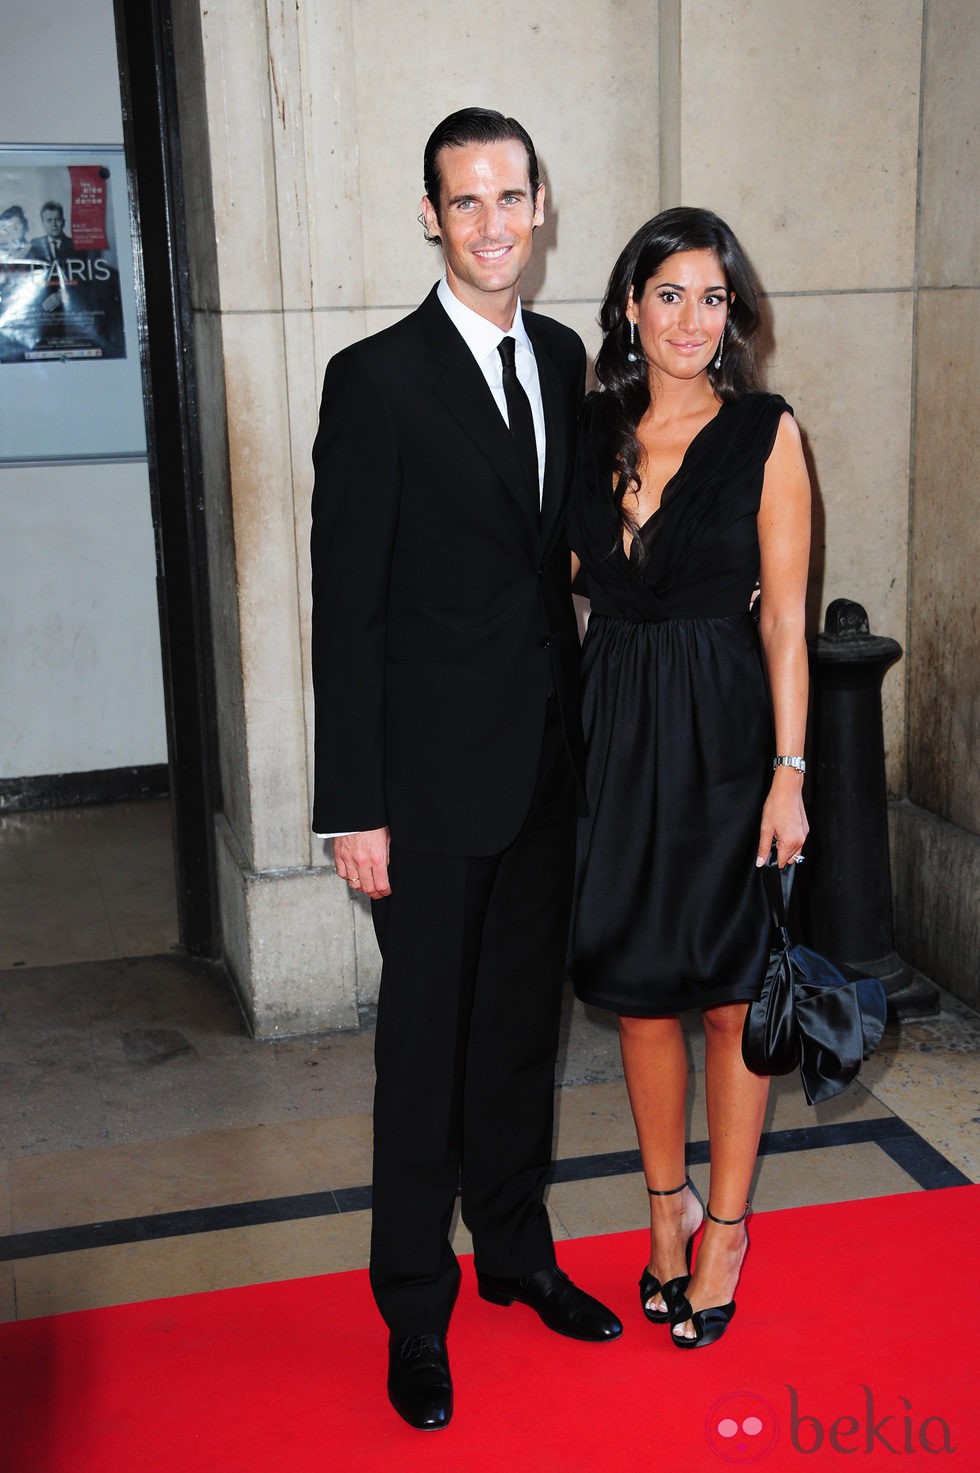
{"left": 892, "top": 0, "right": 979, "bottom": 1008}
{"left": 166, "top": 0, "right": 978, "bottom": 1031}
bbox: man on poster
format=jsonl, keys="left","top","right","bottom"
{"left": 29, "top": 200, "right": 77, "bottom": 263}
{"left": 310, "top": 107, "right": 621, "bottom": 1431}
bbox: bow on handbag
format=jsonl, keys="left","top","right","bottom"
{"left": 741, "top": 857, "right": 889, "bottom": 1105}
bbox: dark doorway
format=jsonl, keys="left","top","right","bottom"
{"left": 113, "top": 0, "right": 219, "bottom": 957}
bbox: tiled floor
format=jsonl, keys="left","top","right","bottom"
{"left": 0, "top": 800, "right": 179, "bottom": 970}
{"left": 0, "top": 802, "right": 976, "bottom": 1326}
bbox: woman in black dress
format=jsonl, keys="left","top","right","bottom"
{"left": 568, "top": 208, "right": 811, "bottom": 1348}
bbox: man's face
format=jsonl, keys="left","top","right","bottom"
{"left": 41, "top": 208, "right": 65, "bottom": 240}
{"left": 421, "top": 139, "right": 544, "bottom": 320}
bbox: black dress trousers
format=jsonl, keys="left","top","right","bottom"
{"left": 368, "top": 699, "right": 575, "bottom": 1335}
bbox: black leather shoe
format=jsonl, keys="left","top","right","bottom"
{"left": 477, "top": 1265, "right": 623, "bottom": 1342}
{"left": 387, "top": 1333, "right": 453, "bottom": 1430}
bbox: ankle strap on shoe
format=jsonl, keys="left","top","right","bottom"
{"left": 646, "top": 1176, "right": 691, "bottom": 1197}
{"left": 706, "top": 1202, "right": 749, "bottom": 1225}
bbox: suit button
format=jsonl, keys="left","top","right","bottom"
{"left": 538, "top": 636, "right": 551, "bottom": 649}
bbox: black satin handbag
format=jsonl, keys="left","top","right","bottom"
{"left": 741, "top": 856, "right": 888, "bottom": 1104}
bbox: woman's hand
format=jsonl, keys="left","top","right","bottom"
{"left": 756, "top": 769, "right": 809, "bottom": 868}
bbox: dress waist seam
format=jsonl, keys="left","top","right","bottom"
{"left": 588, "top": 610, "right": 755, "bottom": 628}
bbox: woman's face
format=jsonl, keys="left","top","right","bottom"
{"left": 0, "top": 214, "right": 29, "bottom": 257}
{"left": 628, "top": 248, "right": 731, "bottom": 384}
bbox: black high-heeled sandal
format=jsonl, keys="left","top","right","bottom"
{"left": 639, "top": 1177, "right": 704, "bottom": 1325}
{"left": 671, "top": 1202, "right": 749, "bottom": 1349}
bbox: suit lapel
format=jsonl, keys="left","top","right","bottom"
{"left": 419, "top": 290, "right": 539, "bottom": 534}
{"left": 527, "top": 322, "right": 568, "bottom": 551}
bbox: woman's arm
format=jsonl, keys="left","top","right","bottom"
{"left": 756, "top": 411, "right": 811, "bottom": 868}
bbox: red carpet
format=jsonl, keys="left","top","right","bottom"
{"left": 0, "top": 1188, "right": 975, "bottom": 1473}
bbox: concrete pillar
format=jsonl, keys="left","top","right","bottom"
{"left": 169, "top": 0, "right": 361, "bottom": 1033}
{"left": 895, "top": 0, "right": 980, "bottom": 1006}
{"left": 167, "top": 0, "right": 658, "bottom": 1032}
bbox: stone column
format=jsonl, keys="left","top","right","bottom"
{"left": 167, "top": 0, "right": 659, "bottom": 1034}
{"left": 169, "top": 0, "right": 362, "bottom": 1034}
{"left": 893, "top": 0, "right": 980, "bottom": 1007}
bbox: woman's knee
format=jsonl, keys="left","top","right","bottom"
{"left": 702, "top": 1001, "right": 748, "bottom": 1042}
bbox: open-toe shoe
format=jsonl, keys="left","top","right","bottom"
{"left": 671, "top": 1202, "right": 748, "bottom": 1350}
{"left": 639, "top": 1176, "right": 703, "bottom": 1325}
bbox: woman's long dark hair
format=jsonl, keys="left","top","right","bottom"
{"left": 593, "top": 207, "right": 764, "bottom": 541}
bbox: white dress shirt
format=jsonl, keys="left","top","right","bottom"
{"left": 436, "top": 276, "right": 547, "bottom": 502}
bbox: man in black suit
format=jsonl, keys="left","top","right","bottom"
{"left": 28, "top": 201, "right": 89, "bottom": 335}
{"left": 29, "top": 201, "right": 76, "bottom": 262}
{"left": 311, "top": 109, "right": 621, "bottom": 1430}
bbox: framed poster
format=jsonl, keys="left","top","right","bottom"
{"left": 0, "top": 145, "right": 146, "bottom": 463}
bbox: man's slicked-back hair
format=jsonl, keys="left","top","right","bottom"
{"left": 423, "top": 107, "right": 539, "bottom": 242}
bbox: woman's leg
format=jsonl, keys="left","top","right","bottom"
{"left": 673, "top": 1000, "right": 769, "bottom": 1339}
{"left": 619, "top": 1015, "right": 703, "bottom": 1311}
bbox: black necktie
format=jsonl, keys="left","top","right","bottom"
{"left": 497, "top": 336, "right": 539, "bottom": 516}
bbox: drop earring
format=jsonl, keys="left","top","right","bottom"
{"left": 627, "top": 319, "right": 639, "bottom": 363}
{"left": 713, "top": 328, "right": 725, "bottom": 372}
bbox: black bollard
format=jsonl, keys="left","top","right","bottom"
{"left": 800, "top": 598, "right": 939, "bottom": 1018}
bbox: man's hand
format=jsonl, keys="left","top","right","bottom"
{"left": 334, "top": 828, "right": 391, "bottom": 899}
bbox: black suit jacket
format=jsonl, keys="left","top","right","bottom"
{"left": 29, "top": 234, "right": 76, "bottom": 262}
{"left": 311, "top": 284, "right": 586, "bottom": 856}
